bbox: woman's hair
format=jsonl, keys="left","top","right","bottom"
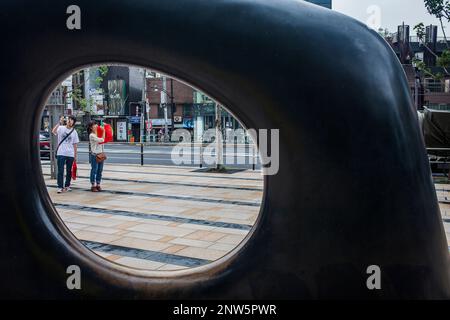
{"left": 67, "top": 115, "right": 77, "bottom": 125}
{"left": 87, "top": 120, "right": 97, "bottom": 134}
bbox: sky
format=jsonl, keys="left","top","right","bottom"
{"left": 333, "top": 0, "right": 450, "bottom": 35}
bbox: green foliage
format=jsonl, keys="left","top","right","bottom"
{"left": 377, "top": 28, "right": 392, "bottom": 39}
{"left": 74, "top": 125, "right": 85, "bottom": 140}
{"left": 413, "top": 1, "right": 450, "bottom": 77}
{"left": 95, "top": 66, "right": 109, "bottom": 86}
{"left": 413, "top": 57, "right": 445, "bottom": 79}
{"left": 424, "top": 0, "right": 450, "bottom": 20}
{"left": 68, "top": 86, "right": 88, "bottom": 112}
{"left": 414, "top": 23, "right": 426, "bottom": 42}
{"left": 438, "top": 49, "right": 450, "bottom": 67}
{"left": 67, "top": 66, "right": 109, "bottom": 113}
{"left": 414, "top": 22, "right": 450, "bottom": 71}
{"left": 98, "top": 65, "right": 108, "bottom": 76}
{"left": 413, "top": 58, "right": 437, "bottom": 79}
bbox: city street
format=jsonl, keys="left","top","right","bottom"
{"left": 43, "top": 142, "right": 261, "bottom": 168}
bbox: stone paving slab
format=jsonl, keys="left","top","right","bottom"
{"left": 42, "top": 163, "right": 450, "bottom": 271}
{"left": 43, "top": 163, "right": 263, "bottom": 271}
{"left": 435, "top": 184, "right": 450, "bottom": 248}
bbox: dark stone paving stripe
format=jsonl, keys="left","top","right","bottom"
{"left": 103, "top": 168, "right": 262, "bottom": 181}
{"left": 41, "top": 163, "right": 261, "bottom": 181}
{"left": 81, "top": 240, "right": 211, "bottom": 267}
{"left": 55, "top": 203, "right": 253, "bottom": 230}
{"left": 110, "top": 169, "right": 262, "bottom": 181}
{"left": 43, "top": 173, "right": 262, "bottom": 191}
{"left": 47, "top": 185, "right": 260, "bottom": 207}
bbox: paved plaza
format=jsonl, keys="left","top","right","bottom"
{"left": 434, "top": 184, "right": 450, "bottom": 250}
{"left": 42, "top": 162, "right": 450, "bottom": 272}
{"left": 42, "top": 162, "right": 263, "bottom": 271}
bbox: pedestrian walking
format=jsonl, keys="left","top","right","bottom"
{"left": 52, "top": 115, "right": 79, "bottom": 193}
{"left": 87, "top": 121, "right": 107, "bottom": 192}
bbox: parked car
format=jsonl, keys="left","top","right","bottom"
{"left": 39, "top": 131, "right": 50, "bottom": 159}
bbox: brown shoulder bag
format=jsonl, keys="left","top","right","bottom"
{"left": 96, "top": 152, "right": 107, "bottom": 163}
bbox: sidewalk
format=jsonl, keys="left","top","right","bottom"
{"left": 42, "top": 163, "right": 263, "bottom": 271}
{"left": 42, "top": 163, "right": 450, "bottom": 271}
{"left": 434, "top": 184, "right": 450, "bottom": 249}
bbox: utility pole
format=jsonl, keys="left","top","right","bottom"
{"left": 140, "top": 103, "right": 144, "bottom": 143}
{"left": 143, "top": 69, "right": 151, "bottom": 142}
{"left": 140, "top": 68, "right": 147, "bottom": 143}
{"left": 162, "top": 76, "right": 169, "bottom": 142}
{"left": 170, "top": 78, "right": 175, "bottom": 133}
{"left": 147, "top": 102, "right": 152, "bottom": 142}
{"left": 48, "top": 104, "right": 64, "bottom": 179}
{"left": 49, "top": 106, "right": 57, "bottom": 179}
{"left": 215, "top": 103, "right": 223, "bottom": 169}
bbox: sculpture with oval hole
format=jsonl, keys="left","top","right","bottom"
{"left": 0, "top": 0, "right": 448, "bottom": 299}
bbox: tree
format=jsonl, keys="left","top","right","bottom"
{"left": 413, "top": 23, "right": 447, "bottom": 79}
{"left": 414, "top": 0, "right": 450, "bottom": 78}
{"left": 377, "top": 28, "right": 393, "bottom": 41}
{"left": 424, "top": 0, "right": 450, "bottom": 46}
{"left": 67, "top": 66, "right": 109, "bottom": 114}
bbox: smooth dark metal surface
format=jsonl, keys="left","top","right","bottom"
{"left": 0, "top": 0, "right": 449, "bottom": 299}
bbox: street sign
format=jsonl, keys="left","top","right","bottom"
{"left": 130, "top": 116, "right": 141, "bottom": 124}
{"left": 146, "top": 119, "right": 152, "bottom": 131}
{"left": 117, "top": 121, "right": 127, "bottom": 141}
{"left": 151, "top": 118, "right": 172, "bottom": 126}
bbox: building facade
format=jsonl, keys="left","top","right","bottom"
{"left": 99, "top": 66, "right": 145, "bottom": 142}
{"left": 55, "top": 66, "right": 246, "bottom": 143}
{"left": 146, "top": 76, "right": 244, "bottom": 143}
